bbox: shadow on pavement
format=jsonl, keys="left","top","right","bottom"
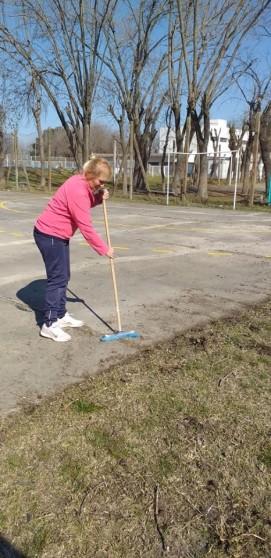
{"left": 67, "top": 287, "right": 115, "bottom": 332}
{"left": 15, "top": 281, "right": 114, "bottom": 332}
{"left": 0, "top": 535, "right": 27, "bottom": 558}
{"left": 16, "top": 279, "right": 46, "bottom": 326}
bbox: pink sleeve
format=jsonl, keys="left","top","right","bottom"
{"left": 68, "top": 190, "right": 109, "bottom": 255}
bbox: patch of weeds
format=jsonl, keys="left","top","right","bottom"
{"left": 7, "top": 454, "right": 23, "bottom": 471}
{"left": 258, "top": 445, "right": 271, "bottom": 470}
{"left": 59, "top": 455, "right": 86, "bottom": 487}
{"left": 256, "top": 319, "right": 271, "bottom": 332}
{"left": 30, "top": 525, "right": 49, "bottom": 556}
{"left": 258, "top": 372, "right": 269, "bottom": 381}
{"left": 0, "top": 511, "right": 7, "bottom": 529}
{"left": 158, "top": 451, "right": 181, "bottom": 480}
{"left": 255, "top": 353, "right": 271, "bottom": 366}
{"left": 37, "top": 447, "right": 52, "bottom": 461}
{"left": 72, "top": 399, "right": 103, "bottom": 414}
{"left": 156, "top": 389, "right": 186, "bottom": 417}
{"left": 89, "top": 429, "right": 130, "bottom": 461}
{"left": 140, "top": 411, "right": 159, "bottom": 432}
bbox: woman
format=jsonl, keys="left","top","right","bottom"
{"left": 34, "top": 157, "right": 114, "bottom": 342}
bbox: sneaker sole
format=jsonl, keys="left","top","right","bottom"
{"left": 58, "top": 323, "right": 84, "bottom": 328}
{"left": 40, "top": 331, "right": 71, "bottom": 342}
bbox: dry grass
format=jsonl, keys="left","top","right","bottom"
{"left": 1, "top": 302, "right": 271, "bottom": 557}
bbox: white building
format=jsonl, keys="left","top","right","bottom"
{"left": 158, "top": 119, "right": 253, "bottom": 180}
{"left": 159, "top": 119, "right": 246, "bottom": 153}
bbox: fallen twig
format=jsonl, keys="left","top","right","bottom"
{"left": 218, "top": 368, "right": 239, "bottom": 387}
{"left": 154, "top": 484, "right": 169, "bottom": 553}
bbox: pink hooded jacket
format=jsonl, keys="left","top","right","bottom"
{"left": 35, "top": 174, "right": 109, "bottom": 255}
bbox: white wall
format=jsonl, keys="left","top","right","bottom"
{"left": 159, "top": 119, "right": 247, "bottom": 156}
{"left": 158, "top": 119, "right": 251, "bottom": 179}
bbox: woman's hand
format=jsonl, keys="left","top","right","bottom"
{"left": 106, "top": 247, "right": 114, "bottom": 258}
{"left": 102, "top": 188, "right": 109, "bottom": 200}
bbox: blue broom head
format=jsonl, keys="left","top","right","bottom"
{"left": 100, "top": 330, "right": 140, "bottom": 342}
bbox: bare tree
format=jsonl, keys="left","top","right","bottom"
{"left": 167, "top": 0, "right": 196, "bottom": 199}
{"left": 101, "top": 0, "right": 168, "bottom": 191}
{"left": 167, "top": 0, "right": 185, "bottom": 195}
{"left": 89, "top": 122, "right": 114, "bottom": 153}
{"left": 0, "top": 0, "right": 118, "bottom": 168}
{"left": 0, "top": 31, "right": 49, "bottom": 188}
{"left": 237, "top": 70, "right": 270, "bottom": 198}
{"left": 176, "top": 0, "right": 271, "bottom": 200}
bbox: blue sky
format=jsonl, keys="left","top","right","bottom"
{"left": 16, "top": 12, "right": 271, "bottom": 144}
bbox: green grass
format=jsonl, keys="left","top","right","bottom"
{"left": 2, "top": 167, "right": 270, "bottom": 212}
{"left": 1, "top": 301, "right": 271, "bottom": 556}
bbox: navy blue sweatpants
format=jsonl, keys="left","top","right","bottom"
{"left": 34, "top": 228, "right": 70, "bottom": 326}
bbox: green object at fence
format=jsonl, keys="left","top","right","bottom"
{"left": 268, "top": 175, "right": 271, "bottom": 205}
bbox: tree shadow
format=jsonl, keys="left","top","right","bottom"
{"left": 16, "top": 279, "right": 46, "bottom": 326}
{"left": 0, "top": 535, "right": 27, "bottom": 558}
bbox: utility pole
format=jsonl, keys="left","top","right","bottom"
{"left": 249, "top": 96, "right": 262, "bottom": 206}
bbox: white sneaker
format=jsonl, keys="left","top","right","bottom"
{"left": 40, "top": 323, "right": 71, "bottom": 342}
{"left": 57, "top": 312, "right": 84, "bottom": 328}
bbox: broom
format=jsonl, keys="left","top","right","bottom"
{"left": 100, "top": 199, "right": 140, "bottom": 342}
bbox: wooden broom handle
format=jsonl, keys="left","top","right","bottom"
{"left": 102, "top": 199, "right": 122, "bottom": 332}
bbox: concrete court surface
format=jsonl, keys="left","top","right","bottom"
{"left": 0, "top": 190, "right": 271, "bottom": 414}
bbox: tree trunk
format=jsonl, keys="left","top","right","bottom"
{"left": 181, "top": 114, "right": 191, "bottom": 201}
{"left": 190, "top": 93, "right": 210, "bottom": 200}
{"left": 133, "top": 127, "right": 153, "bottom": 192}
{"left": 160, "top": 132, "right": 169, "bottom": 192}
{"left": 242, "top": 143, "right": 253, "bottom": 197}
{"left": 82, "top": 122, "right": 90, "bottom": 163}
{"left": 260, "top": 135, "right": 271, "bottom": 194}
{"left": 0, "top": 108, "right": 6, "bottom": 188}
{"left": 122, "top": 151, "right": 128, "bottom": 196}
{"left": 171, "top": 103, "right": 184, "bottom": 195}
{"left": 228, "top": 122, "right": 246, "bottom": 184}
{"left": 197, "top": 148, "right": 208, "bottom": 199}
{"left": 260, "top": 102, "right": 271, "bottom": 194}
{"left": 29, "top": 74, "right": 47, "bottom": 188}
{"left": 161, "top": 108, "right": 172, "bottom": 191}
{"left": 242, "top": 133, "right": 253, "bottom": 197}
{"left": 209, "top": 128, "right": 221, "bottom": 179}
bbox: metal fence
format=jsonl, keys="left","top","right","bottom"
{"left": 4, "top": 153, "right": 116, "bottom": 170}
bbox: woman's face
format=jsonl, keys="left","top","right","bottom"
{"left": 84, "top": 172, "right": 108, "bottom": 190}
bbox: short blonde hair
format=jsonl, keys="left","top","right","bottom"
{"left": 83, "top": 157, "right": 112, "bottom": 180}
